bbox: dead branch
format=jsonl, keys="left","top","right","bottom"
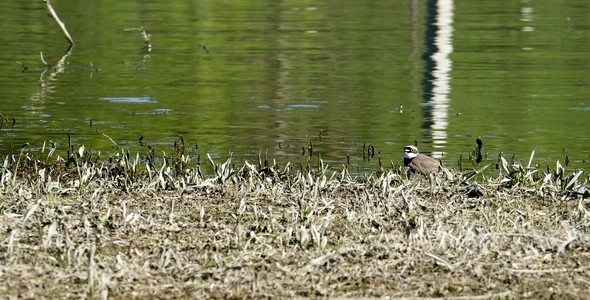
{"left": 43, "top": 0, "right": 75, "bottom": 45}
{"left": 125, "top": 27, "right": 152, "bottom": 52}
{"left": 16, "top": 61, "right": 28, "bottom": 72}
{"left": 39, "top": 52, "right": 49, "bottom": 67}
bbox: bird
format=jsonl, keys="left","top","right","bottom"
{"left": 403, "top": 145, "right": 442, "bottom": 175}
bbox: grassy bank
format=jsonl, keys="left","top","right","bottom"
{"left": 0, "top": 149, "right": 589, "bottom": 299}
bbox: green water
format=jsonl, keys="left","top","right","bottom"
{"left": 0, "top": 0, "right": 588, "bottom": 173}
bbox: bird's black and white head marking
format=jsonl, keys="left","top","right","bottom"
{"left": 403, "top": 145, "right": 419, "bottom": 160}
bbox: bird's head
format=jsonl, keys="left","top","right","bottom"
{"left": 404, "top": 145, "right": 419, "bottom": 159}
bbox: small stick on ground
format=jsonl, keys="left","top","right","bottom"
{"left": 424, "top": 252, "right": 454, "bottom": 272}
{"left": 43, "top": 0, "right": 75, "bottom": 45}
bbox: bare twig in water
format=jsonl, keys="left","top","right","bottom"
{"left": 125, "top": 27, "right": 152, "bottom": 52}
{"left": 43, "top": 0, "right": 75, "bottom": 45}
{"left": 39, "top": 52, "right": 49, "bottom": 67}
{"left": 16, "top": 61, "right": 28, "bottom": 72}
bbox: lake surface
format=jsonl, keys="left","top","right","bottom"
{"left": 0, "top": 0, "right": 588, "bottom": 173}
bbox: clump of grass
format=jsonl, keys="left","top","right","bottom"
{"left": 0, "top": 143, "right": 588, "bottom": 298}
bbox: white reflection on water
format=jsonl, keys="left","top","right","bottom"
{"left": 429, "top": 0, "right": 454, "bottom": 158}
{"left": 98, "top": 97, "right": 157, "bottom": 104}
{"left": 521, "top": 6, "right": 535, "bottom": 47}
{"left": 285, "top": 104, "right": 320, "bottom": 110}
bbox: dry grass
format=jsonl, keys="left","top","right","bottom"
{"left": 0, "top": 148, "right": 589, "bottom": 299}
